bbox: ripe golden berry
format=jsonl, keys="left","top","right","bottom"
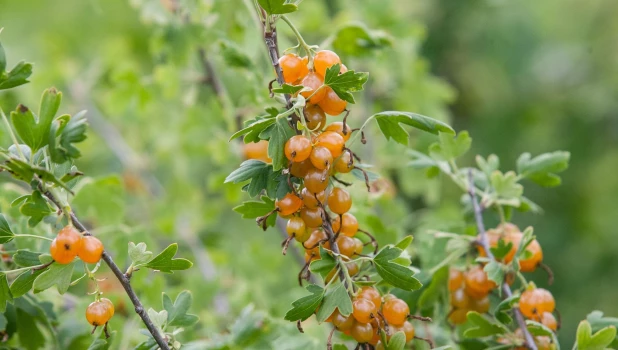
{"left": 303, "top": 229, "right": 327, "bottom": 254}
{"left": 519, "top": 238, "right": 543, "bottom": 272}
{"left": 242, "top": 140, "right": 271, "bottom": 163}
{"left": 327, "top": 188, "right": 352, "bottom": 214}
{"left": 540, "top": 311, "right": 557, "bottom": 331}
{"left": 325, "top": 122, "right": 352, "bottom": 142}
{"left": 450, "top": 288, "right": 470, "bottom": 309}
{"left": 304, "top": 168, "right": 330, "bottom": 194}
{"left": 314, "top": 131, "right": 345, "bottom": 158}
{"left": 382, "top": 298, "right": 409, "bottom": 326}
{"left": 78, "top": 236, "right": 104, "bottom": 264}
{"left": 519, "top": 288, "right": 555, "bottom": 319}
{"left": 336, "top": 235, "right": 356, "bottom": 257}
{"left": 300, "top": 72, "right": 326, "bottom": 104}
{"left": 290, "top": 159, "right": 314, "bottom": 178}
{"left": 464, "top": 265, "right": 497, "bottom": 299}
{"left": 284, "top": 135, "right": 312, "bottom": 162}
{"left": 301, "top": 188, "right": 326, "bottom": 209}
{"left": 313, "top": 50, "right": 341, "bottom": 77}
{"left": 357, "top": 287, "right": 382, "bottom": 310}
{"left": 470, "top": 295, "right": 490, "bottom": 313}
{"left": 304, "top": 105, "right": 326, "bottom": 130}
{"left": 279, "top": 53, "right": 309, "bottom": 84}
{"left": 332, "top": 213, "right": 359, "bottom": 236}
{"left": 309, "top": 146, "right": 333, "bottom": 170}
{"left": 286, "top": 217, "right": 306, "bottom": 238}
{"left": 318, "top": 87, "right": 347, "bottom": 116}
{"left": 448, "top": 268, "right": 465, "bottom": 291}
{"left": 353, "top": 298, "right": 376, "bottom": 323}
{"left": 332, "top": 309, "right": 355, "bottom": 331}
{"left": 300, "top": 207, "right": 323, "bottom": 227}
{"left": 334, "top": 152, "right": 354, "bottom": 173}
{"left": 276, "top": 193, "right": 303, "bottom": 216}
{"left": 351, "top": 321, "right": 374, "bottom": 343}
{"left": 50, "top": 226, "right": 83, "bottom": 264}
{"left": 86, "top": 298, "right": 115, "bottom": 326}
{"left": 448, "top": 308, "right": 468, "bottom": 324}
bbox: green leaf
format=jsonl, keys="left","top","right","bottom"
{"left": 395, "top": 235, "right": 413, "bottom": 250}
{"left": 128, "top": 242, "right": 153, "bottom": 265}
{"left": 483, "top": 261, "right": 505, "bottom": 288}
{"left": 272, "top": 84, "right": 304, "bottom": 94}
{"left": 230, "top": 110, "right": 278, "bottom": 142}
{"left": 517, "top": 151, "right": 570, "bottom": 188}
{"left": 309, "top": 246, "right": 337, "bottom": 279}
{"left": 16, "top": 308, "right": 45, "bottom": 350}
{"left": 463, "top": 311, "right": 508, "bottom": 338}
{"left": 226, "top": 160, "right": 275, "bottom": 197}
{"left": 331, "top": 22, "right": 392, "bottom": 57}
{"left": 10, "top": 88, "right": 61, "bottom": 152}
{"left": 490, "top": 239, "right": 513, "bottom": 261}
{"left": 490, "top": 171, "right": 523, "bottom": 206}
{"left": 13, "top": 250, "right": 42, "bottom": 267}
{"left": 577, "top": 320, "right": 616, "bottom": 350}
{"left": 145, "top": 243, "right": 193, "bottom": 273}
{"left": 418, "top": 265, "right": 448, "bottom": 309}
{"left": 33, "top": 261, "right": 76, "bottom": 294}
{"left": 219, "top": 40, "right": 253, "bottom": 69}
{"left": 386, "top": 331, "right": 406, "bottom": 350}
{"left": 18, "top": 191, "right": 53, "bottom": 227}
{"left": 323, "top": 64, "right": 368, "bottom": 103}
{"left": 10, "top": 269, "right": 45, "bottom": 298}
{"left": 48, "top": 110, "right": 88, "bottom": 163}
{"left": 0, "top": 154, "right": 73, "bottom": 193}
{"left": 284, "top": 284, "right": 324, "bottom": 322}
{"left": 0, "top": 42, "right": 5, "bottom": 72}
{"left": 148, "top": 308, "right": 168, "bottom": 330}
{"left": 476, "top": 154, "right": 500, "bottom": 176}
{"left": 374, "top": 245, "right": 422, "bottom": 291}
{"left": 429, "top": 131, "right": 472, "bottom": 161}
{"left": 315, "top": 282, "right": 353, "bottom": 322}
{"left": 374, "top": 111, "right": 455, "bottom": 145}
{"left": 233, "top": 196, "right": 277, "bottom": 228}
{"left": 0, "top": 214, "right": 14, "bottom": 243}
{"left": 257, "top": 0, "right": 298, "bottom": 15}
{"left": 163, "top": 291, "right": 199, "bottom": 328}
{"left": 261, "top": 117, "right": 294, "bottom": 171}
{"left": 0, "top": 60, "right": 33, "bottom": 90}
{"left": 587, "top": 310, "right": 618, "bottom": 332}
{"left": 0, "top": 274, "right": 12, "bottom": 312}
{"left": 494, "top": 295, "right": 519, "bottom": 324}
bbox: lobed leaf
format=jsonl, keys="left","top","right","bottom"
{"left": 257, "top": 0, "right": 298, "bottom": 15}
{"left": 145, "top": 243, "right": 193, "bottom": 273}
{"left": 373, "top": 245, "right": 422, "bottom": 291}
{"left": 374, "top": 111, "right": 455, "bottom": 145}
{"left": 315, "top": 282, "right": 352, "bottom": 322}
{"left": 283, "top": 284, "right": 324, "bottom": 322}
{"left": 323, "top": 64, "right": 369, "bottom": 103}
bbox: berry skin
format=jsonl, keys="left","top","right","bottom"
{"left": 353, "top": 298, "right": 376, "bottom": 323}
{"left": 313, "top": 50, "right": 341, "bottom": 77}
{"left": 304, "top": 168, "right": 330, "bottom": 194}
{"left": 301, "top": 188, "right": 326, "bottom": 209}
{"left": 336, "top": 235, "right": 357, "bottom": 257}
{"left": 332, "top": 309, "right": 355, "bottom": 331}
{"left": 519, "top": 288, "right": 555, "bottom": 319}
{"left": 300, "top": 207, "right": 323, "bottom": 227}
{"left": 314, "top": 131, "right": 345, "bottom": 158}
{"left": 400, "top": 321, "right": 415, "bottom": 342}
{"left": 242, "top": 140, "right": 271, "bottom": 163}
{"left": 332, "top": 213, "right": 359, "bottom": 236}
{"left": 50, "top": 226, "right": 83, "bottom": 264}
{"left": 279, "top": 53, "right": 309, "bottom": 84}
{"left": 286, "top": 217, "right": 306, "bottom": 238}
{"left": 351, "top": 321, "right": 374, "bottom": 343}
{"left": 318, "top": 87, "right": 347, "bottom": 116}
{"left": 448, "top": 268, "right": 465, "bottom": 291}
{"left": 290, "top": 159, "right": 314, "bottom": 178}
{"left": 357, "top": 287, "right": 382, "bottom": 310}
{"left": 334, "top": 152, "right": 354, "bottom": 173}
{"left": 450, "top": 288, "right": 470, "bottom": 309}
{"left": 276, "top": 193, "right": 303, "bottom": 216}
{"left": 304, "top": 105, "right": 326, "bottom": 130}
{"left": 78, "top": 236, "right": 104, "bottom": 264}
{"left": 448, "top": 308, "right": 468, "bottom": 324}
{"left": 300, "top": 72, "right": 326, "bottom": 104}
{"left": 327, "top": 187, "right": 352, "bottom": 214}
{"left": 540, "top": 312, "right": 557, "bottom": 331}
{"left": 470, "top": 295, "right": 490, "bottom": 313}
{"left": 464, "top": 265, "right": 497, "bottom": 299}
{"left": 86, "top": 298, "right": 115, "bottom": 326}
{"left": 347, "top": 262, "right": 359, "bottom": 277}
{"left": 325, "top": 122, "right": 352, "bottom": 142}
{"left": 382, "top": 298, "right": 409, "bottom": 326}
{"left": 303, "top": 229, "right": 327, "bottom": 254}
{"left": 309, "top": 146, "right": 333, "bottom": 170}
{"left": 353, "top": 238, "right": 364, "bottom": 255}
{"left": 519, "top": 238, "right": 543, "bottom": 272}
{"left": 284, "top": 135, "right": 312, "bottom": 162}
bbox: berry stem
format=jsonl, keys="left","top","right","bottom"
{"left": 39, "top": 182, "right": 171, "bottom": 350}
{"left": 0, "top": 108, "right": 27, "bottom": 161}
{"left": 467, "top": 170, "right": 538, "bottom": 350}
{"left": 280, "top": 15, "right": 314, "bottom": 63}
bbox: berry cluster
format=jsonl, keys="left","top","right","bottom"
{"left": 327, "top": 288, "right": 418, "bottom": 348}
{"left": 447, "top": 266, "right": 494, "bottom": 324}
{"left": 479, "top": 223, "right": 544, "bottom": 273}
{"left": 50, "top": 225, "right": 104, "bottom": 264}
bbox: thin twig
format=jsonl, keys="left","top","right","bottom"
{"left": 40, "top": 186, "right": 170, "bottom": 350}
{"left": 467, "top": 170, "right": 537, "bottom": 350}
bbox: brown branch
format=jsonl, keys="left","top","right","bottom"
{"left": 467, "top": 170, "right": 537, "bottom": 350}
{"left": 40, "top": 185, "right": 170, "bottom": 350}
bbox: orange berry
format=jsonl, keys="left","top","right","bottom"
{"left": 300, "top": 207, "right": 323, "bottom": 227}
{"left": 519, "top": 239, "right": 543, "bottom": 272}
{"left": 353, "top": 298, "right": 376, "bottom": 323}
{"left": 279, "top": 53, "right": 309, "bottom": 84}
{"left": 304, "top": 168, "right": 330, "bottom": 193}
{"left": 382, "top": 298, "right": 409, "bottom": 326}
{"left": 357, "top": 287, "right": 382, "bottom": 310}
{"left": 313, "top": 50, "right": 341, "bottom": 77}
{"left": 519, "top": 288, "right": 555, "bottom": 319}
{"left": 332, "top": 213, "right": 359, "bottom": 236}
{"left": 50, "top": 226, "right": 83, "bottom": 264}
{"left": 400, "top": 321, "right": 415, "bottom": 342}
{"left": 242, "top": 140, "right": 271, "bottom": 163}
{"left": 276, "top": 193, "right": 303, "bottom": 216}
{"left": 284, "top": 135, "right": 312, "bottom": 162}
{"left": 301, "top": 187, "right": 326, "bottom": 209}
{"left": 290, "top": 159, "right": 314, "bottom": 178}
{"left": 318, "top": 86, "right": 347, "bottom": 116}
{"left": 332, "top": 309, "right": 355, "bottom": 330}
{"left": 336, "top": 235, "right": 356, "bottom": 257}
{"left": 351, "top": 321, "right": 374, "bottom": 343}
{"left": 448, "top": 308, "right": 469, "bottom": 324}
{"left": 314, "top": 131, "right": 345, "bottom": 158}
{"left": 300, "top": 72, "right": 326, "bottom": 104}
{"left": 450, "top": 288, "right": 470, "bottom": 309}
{"left": 304, "top": 105, "right": 326, "bottom": 130}
{"left": 470, "top": 296, "right": 490, "bottom": 313}
{"left": 303, "top": 229, "right": 327, "bottom": 254}
{"left": 78, "top": 236, "right": 104, "bottom": 264}
{"left": 334, "top": 152, "right": 354, "bottom": 174}
{"left": 464, "top": 265, "right": 496, "bottom": 299}
{"left": 286, "top": 217, "right": 306, "bottom": 238}
{"left": 86, "top": 298, "right": 114, "bottom": 326}
{"left": 327, "top": 187, "right": 352, "bottom": 214}
{"left": 540, "top": 312, "right": 557, "bottom": 331}
{"left": 448, "top": 268, "right": 465, "bottom": 291}
{"left": 325, "top": 122, "right": 352, "bottom": 142}
{"left": 309, "top": 146, "right": 333, "bottom": 170}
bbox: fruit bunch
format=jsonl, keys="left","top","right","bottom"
{"left": 327, "top": 288, "right": 420, "bottom": 348}
{"left": 447, "top": 266, "right": 495, "bottom": 324}
{"left": 50, "top": 225, "right": 104, "bottom": 264}
{"left": 86, "top": 297, "right": 115, "bottom": 333}
{"left": 479, "top": 223, "right": 544, "bottom": 273}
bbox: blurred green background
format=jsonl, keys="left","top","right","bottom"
{"left": 0, "top": 0, "right": 616, "bottom": 348}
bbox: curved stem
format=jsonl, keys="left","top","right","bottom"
{"left": 7, "top": 234, "right": 53, "bottom": 242}
{"left": 40, "top": 185, "right": 170, "bottom": 350}
{"left": 467, "top": 170, "right": 537, "bottom": 350}
{"left": 280, "top": 15, "right": 314, "bottom": 62}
